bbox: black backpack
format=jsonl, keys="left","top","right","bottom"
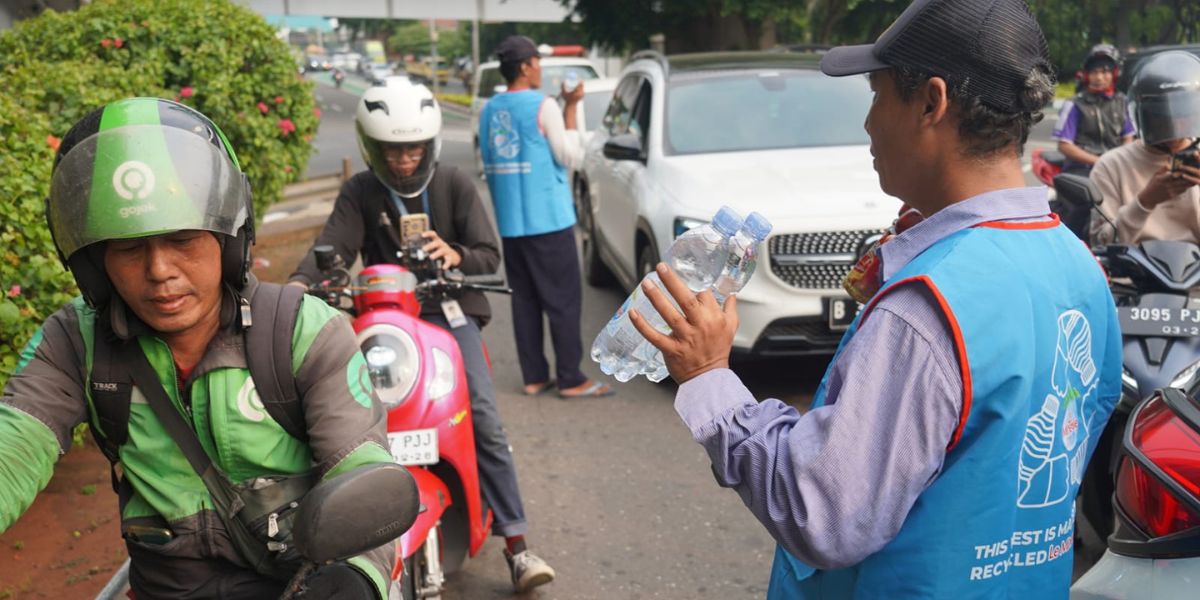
{"left": 86, "top": 282, "right": 309, "bottom": 489}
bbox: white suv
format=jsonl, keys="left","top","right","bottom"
{"left": 577, "top": 50, "right": 900, "bottom": 356}
{"left": 471, "top": 56, "right": 600, "bottom": 174}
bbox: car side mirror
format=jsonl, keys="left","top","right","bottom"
{"left": 603, "top": 133, "right": 646, "bottom": 163}
{"left": 291, "top": 463, "right": 419, "bottom": 565}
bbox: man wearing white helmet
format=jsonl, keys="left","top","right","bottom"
{"left": 289, "top": 78, "right": 556, "bottom": 592}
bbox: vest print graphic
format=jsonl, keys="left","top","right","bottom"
{"left": 489, "top": 110, "right": 521, "bottom": 159}
{"left": 1017, "top": 310, "right": 1099, "bottom": 508}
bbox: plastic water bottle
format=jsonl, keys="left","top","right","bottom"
{"left": 592, "top": 207, "right": 744, "bottom": 381}
{"left": 640, "top": 212, "right": 773, "bottom": 382}
{"left": 563, "top": 70, "right": 580, "bottom": 93}
{"left": 713, "top": 212, "right": 773, "bottom": 302}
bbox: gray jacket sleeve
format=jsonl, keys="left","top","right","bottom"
{"left": 289, "top": 178, "right": 369, "bottom": 286}
{"left": 445, "top": 167, "right": 501, "bottom": 276}
{"left": 1, "top": 304, "right": 90, "bottom": 451}
{"left": 292, "top": 297, "right": 396, "bottom": 597}
{"left": 674, "top": 283, "right": 963, "bottom": 569}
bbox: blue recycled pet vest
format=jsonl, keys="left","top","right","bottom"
{"left": 768, "top": 217, "right": 1121, "bottom": 599}
{"left": 478, "top": 90, "right": 575, "bottom": 238}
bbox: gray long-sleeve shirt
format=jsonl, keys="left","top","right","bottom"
{"left": 675, "top": 187, "right": 1053, "bottom": 569}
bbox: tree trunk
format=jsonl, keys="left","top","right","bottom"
{"left": 758, "top": 18, "right": 778, "bottom": 50}
{"left": 1115, "top": 0, "right": 1134, "bottom": 50}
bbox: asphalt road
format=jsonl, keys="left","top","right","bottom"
{"left": 303, "top": 75, "right": 780, "bottom": 600}
{"left": 298, "top": 74, "right": 1070, "bottom": 599}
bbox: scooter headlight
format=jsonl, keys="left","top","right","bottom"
{"left": 358, "top": 324, "right": 421, "bottom": 410}
{"left": 1169, "top": 360, "right": 1200, "bottom": 390}
{"left": 426, "top": 347, "right": 457, "bottom": 401}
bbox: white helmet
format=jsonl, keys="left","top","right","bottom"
{"left": 356, "top": 77, "right": 442, "bottom": 197}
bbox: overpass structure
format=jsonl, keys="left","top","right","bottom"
{"left": 236, "top": 0, "right": 571, "bottom": 22}
{"left": 236, "top": 0, "right": 575, "bottom": 92}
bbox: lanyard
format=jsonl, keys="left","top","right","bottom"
{"left": 388, "top": 187, "right": 431, "bottom": 218}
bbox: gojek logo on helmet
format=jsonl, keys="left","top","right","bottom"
{"left": 112, "top": 160, "right": 159, "bottom": 219}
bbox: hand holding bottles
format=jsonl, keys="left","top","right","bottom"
{"left": 629, "top": 264, "right": 741, "bottom": 384}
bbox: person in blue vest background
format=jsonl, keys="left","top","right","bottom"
{"left": 479, "top": 35, "right": 613, "bottom": 399}
{"left": 628, "top": 0, "right": 1122, "bottom": 598}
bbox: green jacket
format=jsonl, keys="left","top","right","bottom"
{"left": 0, "top": 277, "right": 396, "bottom": 597}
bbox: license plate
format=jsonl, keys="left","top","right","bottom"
{"left": 825, "top": 297, "right": 859, "bottom": 332}
{"left": 1118, "top": 306, "right": 1200, "bottom": 338}
{"left": 388, "top": 428, "right": 439, "bottom": 466}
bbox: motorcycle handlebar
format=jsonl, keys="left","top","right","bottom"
{"left": 462, "top": 274, "right": 505, "bottom": 287}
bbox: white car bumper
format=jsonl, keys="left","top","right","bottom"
{"left": 1071, "top": 551, "right": 1200, "bottom": 599}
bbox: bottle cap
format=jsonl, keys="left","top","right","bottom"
{"left": 710, "top": 206, "right": 743, "bottom": 237}
{"left": 742, "top": 212, "right": 773, "bottom": 241}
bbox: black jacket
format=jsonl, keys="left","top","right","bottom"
{"left": 1068, "top": 91, "right": 1130, "bottom": 158}
{"left": 291, "top": 165, "right": 502, "bottom": 324}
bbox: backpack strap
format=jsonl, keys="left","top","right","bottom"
{"left": 244, "top": 282, "right": 309, "bottom": 443}
{"left": 86, "top": 325, "right": 132, "bottom": 493}
{"left": 85, "top": 282, "right": 310, "bottom": 480}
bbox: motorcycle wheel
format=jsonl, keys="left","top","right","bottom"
{"left": 402, "top": 529, "right": 444, "bottom": 600}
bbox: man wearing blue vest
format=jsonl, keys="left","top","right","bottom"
{"left": 629, "top": 1, "right": 1122, "bottom": 598}
{"left": 478, "top": 35, "right": 613, "bottom": 399}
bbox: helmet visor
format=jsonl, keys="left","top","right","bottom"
{"left": 48, "top": 125, "right": 250, "bottom": 259}
{"left": 1137, "top": 89, "right": 1200, "bottom": 146}
{"left": 359, "top": 130, "right": 438, "bottom": 198}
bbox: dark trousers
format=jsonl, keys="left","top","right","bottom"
{"left": 502, "top": 227, "right": 587, "bottom": 389}
{"left": 425, "top": 314, "right": 528, "bottom": 537}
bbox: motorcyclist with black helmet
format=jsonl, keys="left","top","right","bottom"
{"left": 0, "top": 98, "right": 401, "bottom": 598}
{"left": 1090, "top": 51, "right": 1200, "bottom": 245}
{"left": 288, "top": 78, "right": 557, "bottom": 593}
{"left": 1053, "top": 44, "right": 1136, "bottom": 176}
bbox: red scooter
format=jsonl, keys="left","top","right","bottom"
{"left": 307, "top": 244, "right": 510, "bottom": 600}
{"left": 1031, "top": 147, "right": 1066, "bottom": 187}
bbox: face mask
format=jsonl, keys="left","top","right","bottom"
{"left": 842, "top": 204, "right": 924, "bottom": 304}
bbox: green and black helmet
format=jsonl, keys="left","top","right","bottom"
{"left": 47, "top": 97, "right": 255, "bottom": 308}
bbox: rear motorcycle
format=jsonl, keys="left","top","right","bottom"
{"left": 306, "top": 244, "right": 511, "bottom": 600}
{"left": 1053, "top": 174, "right": 1200, "bottom": 580}
{"left": 1031, "top": 147, "right": 1066, "bottom": 188}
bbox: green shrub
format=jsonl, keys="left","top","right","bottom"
{"left": 0, "top": 0, "right": 317, "bottom": 386}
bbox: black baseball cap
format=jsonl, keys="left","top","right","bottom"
{"left": 495, "top": 35, "right": 538, "bottom": 64}
{"left": 820, "top": 0, "right": 1050, "bottom": 113}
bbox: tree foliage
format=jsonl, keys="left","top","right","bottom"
{"left": 566, "top": 0, "right": 1198, "bottom": 75}
{"left": 0, "top": 0, "right": 318, "bottom": 386}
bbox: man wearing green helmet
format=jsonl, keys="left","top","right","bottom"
{"left": 0, "top": 98, "right": 405, "bottom": 598}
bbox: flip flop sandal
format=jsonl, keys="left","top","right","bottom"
{"left": 522, "top": 380, "right": 556, "bottom": 396}
{"left": 558, "top": 380, "right": 614, "bottom": 399}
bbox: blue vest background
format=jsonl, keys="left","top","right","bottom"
{"left": 768, "top": 221, "right": 1121, "bottom": 599}
{"left": 478, "top": 90, "right": 576, "bottom": 238}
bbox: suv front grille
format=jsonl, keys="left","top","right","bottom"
{"left": 769, "top": 229, "right": 883, "bottom": 290}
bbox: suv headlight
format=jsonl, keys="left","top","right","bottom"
{"left": 358, "top": 324, "right": 420, "bottom": 410}
{"left": 674, "top": 217, "right": 707, "bottom": 239}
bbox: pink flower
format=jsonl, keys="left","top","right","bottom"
{"left": 7, "top": 285, "right": 20, "bottom": 298}
{"left": 100, "top": 38, "right": 112, "bottom": 48}
{"left": 180, "top": 86, "right": 195, "bottom": 98}
{"left": 277, "top": 118, "right": 296, "bottom": 135}
{"left": 257, "top": 102, "right": 269, "bottom": 114}
{"left": 312, "top": 107, "right": 321, "bottom": 119}
{"left": 113, "top": 38, "right": 124, "bottom": 49}
{"left": 274, "top": 96, "right": 284, "bottom": 104}
{"left": 46, "top": 135, "right": 60, "bottom": 151}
